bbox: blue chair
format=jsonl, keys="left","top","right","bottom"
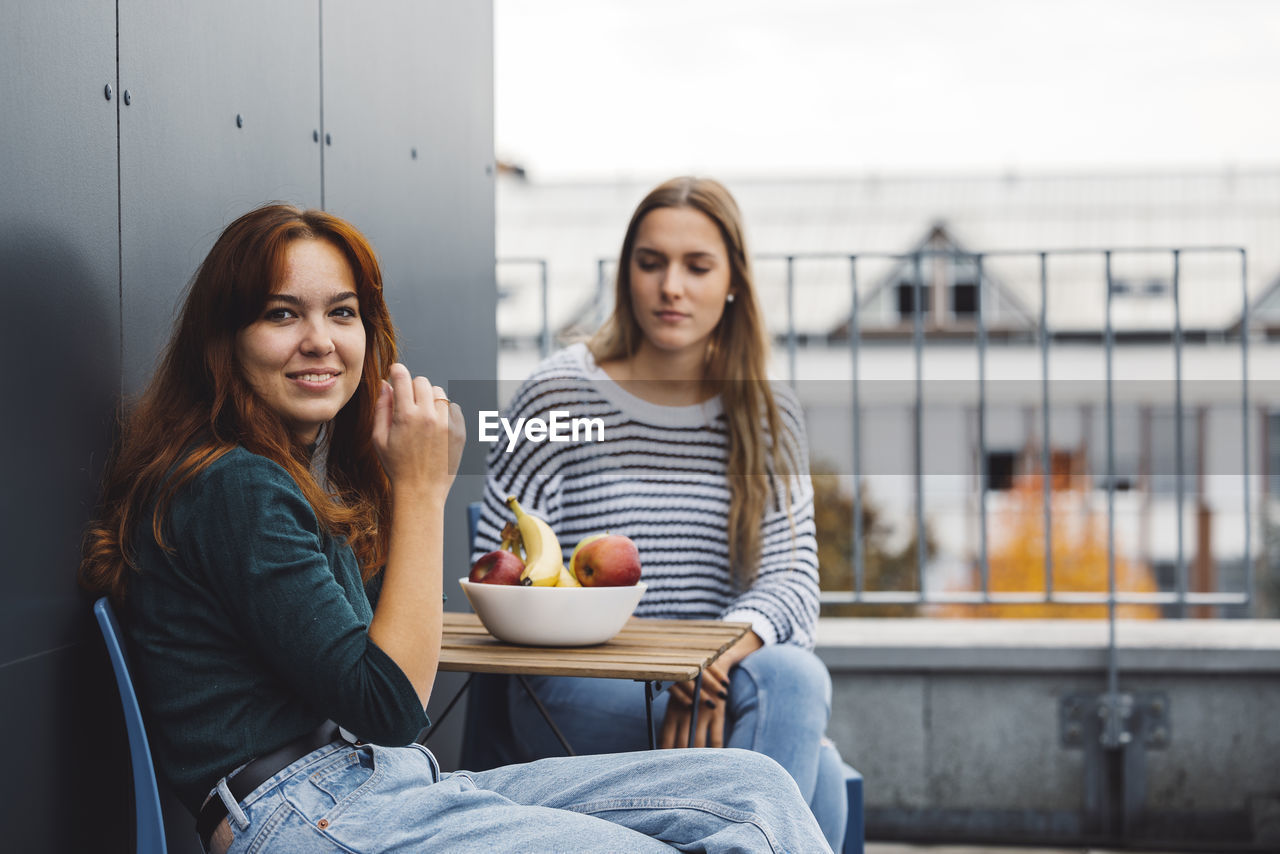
{"left": 843, "top": 762, "right": 864, "bottom": 854}
{"left": 94, "top": 596, "right": 168, "bottom": 854}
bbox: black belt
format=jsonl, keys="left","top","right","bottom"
{"left": 196, "top": 720, "right": 344, "bottom": 849}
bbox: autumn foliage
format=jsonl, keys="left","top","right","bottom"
{"left": 934, "top": 471, "right": 1160, "bottom": 619}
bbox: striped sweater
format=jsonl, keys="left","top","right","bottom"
{"left": 474, "top": 343, "right": 820, "bottom": 649}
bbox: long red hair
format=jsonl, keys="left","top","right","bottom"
{"left": 80, "top": 204, "right": 397, "bottom": 602}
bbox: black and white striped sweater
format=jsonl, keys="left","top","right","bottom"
{"left": 474, "top": 343, "right": 820, "bottom": 649}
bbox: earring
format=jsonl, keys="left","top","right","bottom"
{"left": 726, "top": 293, "right": 736, "bottom": 304}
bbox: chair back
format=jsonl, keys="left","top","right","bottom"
{"left": 94, "top": 596, "right": 168, "bottom": 854}
{"left": 467, "top": 500, "right": 482, "bottom": 554}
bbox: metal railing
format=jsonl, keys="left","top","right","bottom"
{"left": 497, "top": 247, "right": 1255, "bottom": 616}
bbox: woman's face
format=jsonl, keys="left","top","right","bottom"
{"left": 628, "top": 205, "right": 733, "bottom": 360}
{"left": 235, "top": 239, "right": 366, "bottom": 443}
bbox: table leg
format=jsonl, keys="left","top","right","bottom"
{"left": 416, "top": 673, "right": 472, "bottom": 744}
{"left": 687, "top": 670, "right": 703, "bottom": 748}
{"left": 515, "top": 674, "right": 576, "bottom": 756}
{"left": 645, "top": 681, "right": 658, "bottom": 749}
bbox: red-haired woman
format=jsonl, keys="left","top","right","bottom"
{"left": 81, "top": 204, "right": 830, "bottom": 853}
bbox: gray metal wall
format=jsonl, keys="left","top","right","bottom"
{"left": 0, "top": 1, "right": 495, "bottom": 850}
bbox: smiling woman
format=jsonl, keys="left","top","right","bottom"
{"left": 235, "top": 240, "right": 367, "bottom": 444}
{"left": 78, "top": 203, "right": 833, "bottom": 853}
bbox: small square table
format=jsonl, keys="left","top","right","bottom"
{"left": 428, "top": 612, "right": 750, "bottom": 751}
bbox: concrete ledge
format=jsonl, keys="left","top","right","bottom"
{"left": 815, "top": 618, "right": 1280, "bottom": 673}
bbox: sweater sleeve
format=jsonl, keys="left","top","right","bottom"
{"left": 720, "top": 390, "right": 821, "bottom": 649}
{"left": 177, "top": 454, "right": 427, "bottom": 745}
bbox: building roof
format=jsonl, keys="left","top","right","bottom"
{"left": 496, "top": 169, "right": 1280, "bottom": 342}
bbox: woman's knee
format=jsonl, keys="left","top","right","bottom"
{"left": 708, "top": 748, "right": 794, "bottom": 789}
{"left": 735, "top": 644, "right": 832, "bottom": 708}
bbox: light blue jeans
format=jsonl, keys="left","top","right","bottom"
{"left": 211, "top": 739, "right": 831, "bottom": 852}
{"left": 507, "top": 644, "right": 848, "bottom": 851}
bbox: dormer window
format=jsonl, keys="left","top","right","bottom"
{"left": 952, "top": 281, "right": 979, "bottom": 319}
{"left": 896, "top": 281, "right": 931, "bottom": 321}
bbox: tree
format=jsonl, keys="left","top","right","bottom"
{"left": 933, "top": 471, "right": 1160, "bottom": 619}
{"left": 812, "top": 465, "right": 930, "bottom": 617}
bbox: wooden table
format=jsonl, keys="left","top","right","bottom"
{"left": 429, "top": 612, "right": 751, "bottom": 751}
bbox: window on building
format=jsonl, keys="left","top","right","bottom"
{"left": 896, "top": 281, "right": 931, "bottom": 322}
{"left": 985, "top": 450, "right": 1017, "bottom": 491}
{"left": 952, "top": 281, "right": 979, "bottom": 319}
{"left": 1268, "top": 412, "right": 1280, "bottom": 497}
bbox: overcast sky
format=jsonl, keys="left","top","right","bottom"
{"left": 495, "top": 0, "right": 1280, "bottom": 180}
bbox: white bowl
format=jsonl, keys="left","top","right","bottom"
{"left": 458, "top": 578, "right": 647, "bottom": 647}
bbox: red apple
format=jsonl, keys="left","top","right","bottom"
{"left": 469, "top": 550, "right": 526, "bottom": 585}
{"left": 570, "top": 534, "right": 642, "bottom": 587}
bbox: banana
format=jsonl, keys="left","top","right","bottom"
{"left": 506, "top": 496, "right": 563, "bottom": 586}
{"left": 554, "top": 565, "right": 581, "bottom": 588}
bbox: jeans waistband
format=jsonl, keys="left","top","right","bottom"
{"left": 196, "top": 720, "right": 345, "bottom": 849}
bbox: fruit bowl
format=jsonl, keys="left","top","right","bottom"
{"left": 458, "top": 578, "right": 647, "bottom": 647}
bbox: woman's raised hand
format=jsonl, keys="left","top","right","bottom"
{"left": 372, "top": 363, "right": 465, "bottom": 499}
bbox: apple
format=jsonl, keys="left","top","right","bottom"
{"left": 570, "top": 533, "right": 642, "bottom": 587}
{"left": 469, "top": 550, "right": 526, "bottom": 585}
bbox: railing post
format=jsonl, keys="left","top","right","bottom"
{"left": 914, "top": 252, "right": 926, "bottom": 592}
{"left": 850, "top": 256, "right": 864, "bottom": 599}
{"left": 1040, "top": 252, "right": 1053, "bottom": 600}
{"left": 786, "top": 255, "right": 797, "bottom": 389}
{"left": 596, "top": 258, "right": 608, "bottom": 330}
{"left": 976, "top": 253, "right": 989, "bottom": 599}
{"left": 539, "top": 259, "right": 551, "bottom": 359}
{"left": 1173, "top": 250, "right": 1186, "bottom": 618}
{"left": 1102, "top": 250, "right": 1123, "bottom": 744}
{"left": 1241, "top": 249, "right": 1253, "bottom": 613}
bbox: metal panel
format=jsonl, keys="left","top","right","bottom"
{"left": 0, "top": 0, "right": 119, "bottom": 671}
{"left": 322, "top": 0, "right": 496, "bottom": 769}
{"left": 322, "top": 0, "right": 496, "bottom": 383}
{"left": 0, "top": 3, "right": 124, "bottom": 848}
{"left": 118, "top": 0, "right": 323, "bottom": 393}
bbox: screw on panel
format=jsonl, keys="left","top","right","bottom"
{"left": 313, "top": 130, "right": 320, "bottom": 143}
{"left": 123, "top": 90, "right": 132, "bottom": 105}
{"left": 411, "top": 147, "right": 418, "bottom": 160}
{"left": 325, "top": 133, "right": 332, "bottom": 145}
{"left": 104, "top": 84, "right": 113, "bottom": 100}
{"left": 236, "top": 114, "right": 244, "bottom": 128}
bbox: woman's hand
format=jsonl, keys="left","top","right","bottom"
{"left": 658, "top": 630, "right": 764, "bottom": 749}
{"left": 367, "top": 362, "right": 464, "bottom": 707}
{"left": 371, "top": 363, "right": 465, "bottom": 500}
{"left": 659, "top": 661, "right": 730, "bottom": 748}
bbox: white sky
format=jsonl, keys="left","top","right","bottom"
{"left": 495, "top": 0, "right": 1280, "bottom": 180}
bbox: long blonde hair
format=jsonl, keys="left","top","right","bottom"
{"left": 588, "top": 177, "right": 797, "bottom": 586}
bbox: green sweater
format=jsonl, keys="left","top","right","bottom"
{"left": 126, "top": 446, "right": 427, "bottom": 815}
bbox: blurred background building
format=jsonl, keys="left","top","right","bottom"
{"left": 495, "top": 168, "right": 1280, "bottom": 621}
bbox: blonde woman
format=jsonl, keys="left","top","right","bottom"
{"left": 475, "top": 177, "right": 847, "bottom": 849}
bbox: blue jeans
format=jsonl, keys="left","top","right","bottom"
{"left": 507, "top": 644, "right": 848, "bottom": 851}
{"left": 211, "top": 739, "right": 831, "bottom": 852}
